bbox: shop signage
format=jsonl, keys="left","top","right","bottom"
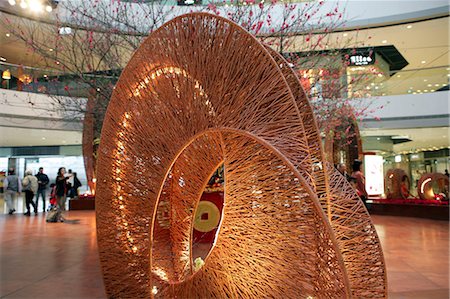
{"left": 346, "top": 49, "right": 376, "bottom": 66}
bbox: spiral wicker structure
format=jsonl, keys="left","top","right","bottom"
{"left": 385, "top": 168, "right": 410, "bottom": 199}
{"left": 96, "top": 13, "right": 386, "bottom": 298}
{"left": 417, "top": 172, "right": 449, "bottom": 200}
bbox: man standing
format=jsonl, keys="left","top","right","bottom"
{"left": 4, "top": 168, "right": 22, "bottom": 215}
{"left": 35, "top": 167, "right": 49, "bottom": 212}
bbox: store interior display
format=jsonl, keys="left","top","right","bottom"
{"left": 95, "top": 13, "right": 386, "bottom": 298}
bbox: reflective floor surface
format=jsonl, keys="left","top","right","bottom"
{"left": 0, "top": 211, "right": 448, "bottom": 298}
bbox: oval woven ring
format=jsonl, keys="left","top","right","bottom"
{"left": 96, "top": 13, "right": 386, "bottom": 298}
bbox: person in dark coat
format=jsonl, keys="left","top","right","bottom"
{"left": 55, "top": 167, "right": 69, "bottom": 217}
{"left": 35, "top": 167, "right": 49, "bottom": 212}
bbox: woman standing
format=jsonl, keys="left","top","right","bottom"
{"left": 351, "top": 160, "right": 368, "bottom": 206}
{"left": 22, "top": 169, "right": 38, "bottom": 216}
{"left": 55, "top": 167, "right": 69, "bottom": 216}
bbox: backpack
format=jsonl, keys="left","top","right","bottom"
{"left": 23, "top": 175, "right": 39, "bottom": 193}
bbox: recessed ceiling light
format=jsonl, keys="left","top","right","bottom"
{"left": 431, "top": 89, "right": 435, "bottom": 92}
{"left": 20, "top": 1, "right": 27, "bottom": 9}
{"left": 396, "top": 74, "right": 401, "bottom": 77}
{"left": 49, "top": 48, "right": 53, "bottom": 52}
{"left": 382, "top": 40, "right": 387, "bottom": 44}
{"left": 424, "top": 89, "right": 428, "bottom": 92}
{"left": 421, "top": 60, "right": 426, "bottom": 64}
{"left": 8, "top": 0, "right": 15, "bottom": 6}
{"left": 406, "top": 25, "right": 412, "bottom": 29}
{"left": 423, "top": 79, "right": 428, "bottom": 82}
{"left": 0, "top": 57, "right": 6, "bottom": 62}
{"left": 443, "top": 84, "right": 447, "bottom": 86}
{"left": 5, "top": 33, "right": 10, "bottom": 37}
{"left": 45, "top": 5, "right": 52, "bottom": 12}
{"left": 42, "top": 137, "right": 46, "bottom": 140}
{"left": 427, "top": 84, "right": 432, "bottom": 87}
{"left": 377, "top": 138, "right": 380, "bottom": 140}
{"left": 62, "top": 140, "right": 66, "bottom": 143}
{"left": 435, "top": 84, "right": 440, "bottom": 87}
{"left": 413, "top": 92, "right": 417, "bottom": 94}
{"left": 343, "top": 33, "right": 348, "bottom": 37}
{"left": 417, "top": 90, "right": 421, "bottom": 92}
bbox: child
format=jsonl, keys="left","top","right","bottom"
{"left": 48, "top": 183, "right": 57, "bottom": 211}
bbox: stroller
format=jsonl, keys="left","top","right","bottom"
{"left": 46, "top": 184, "right": 62, "bottom": 223}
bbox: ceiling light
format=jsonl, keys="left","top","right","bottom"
{"left": 412, "top": 92, "right": 417, "bottom": 94}
{"left": 423, "top": 79, "right": 427, "bottom": 82}
{"left": 406, "top": 25, "right": 412, "bottom": 29}
{"left": 8, "top": 0, "right": 16, "bottom": 6}
{"left": 424, "top": 89, "right": 428, "bottom": 92}
{"left": 435, "top": 84, "right": 440, "bottom": 87}
{"left": 382, "top": 40, "right": 387, "bottom": 44}
{"left": 343, "top": 33, "right": 348, "bottom": 37}
{"left": 396, "top": 74, "right": 401, "bottom": 77}
{"left": 42, "top": 137, "right": 46, "bottom": 140}
{"left": 0, "top": 57, "right": 6, "bottom": 62}
{"left": 45, "top": 5, "right": 52, "bottom": 12}
{"left": 19, "top": 0, "right": 27, "bottom": 9}
{"left": 427, "top": 84, "right": 432, "bottom": 87}
{"left": 43, "top": 74, "right": 48, "bottom": 78}
{"left": 417, "top": 90, "right": 421, "bottom": 92}
{"left": 29, "top": 0, "right": 43, "bottom": 12}
{"left": 430, "top": 89, "right": 435, "bottom": 92}
{"left": 421, "top": 60, "right": 426, "bottom": 64}
{"left": 377, "top": 73, "right": 383, "bottom": 77}
{"left": 49, "top": 48, "right": 53, "bottom": 52}
{"left": 5, "top": 33, "right": 10, "bottom": 37}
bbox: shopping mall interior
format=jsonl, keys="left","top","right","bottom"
{"left": 0, "top": 0, "right": 448, "bottom": 298}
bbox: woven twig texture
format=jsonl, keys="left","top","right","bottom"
{"left": 96, "top": 13, "right": 386, "bottom": 299}
{"left": 417, "top": 173, "right": 449, "bottom": 200}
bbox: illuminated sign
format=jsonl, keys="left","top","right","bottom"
{"left": 346, "top": 49, "right": 376, "bottom": 66}
{"left": 364, "top": 155, "right": 384, "bottom": 196}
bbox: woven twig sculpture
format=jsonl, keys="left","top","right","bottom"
{"left": 96, "top": 13, "right": 386, "bottom": 298}
{"left": 385, "top": 168, "right": 409, "bottom": 199}
{"left": 417, "top": 173, "right": 449, "bottom": 200}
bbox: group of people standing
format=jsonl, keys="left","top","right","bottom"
{"left": 3, "top": 166, "right": 81, "bottom": 216}
{"left": 336, "top": 160, "right": 368, "bottom": 205}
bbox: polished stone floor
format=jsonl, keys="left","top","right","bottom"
{"left": 0, "top": 210, "right": 448, "bottom": 298}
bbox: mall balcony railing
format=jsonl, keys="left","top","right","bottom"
{"left": 0, "top": 62, "right": 118, "bottom": 99}
{"left": 1, "top": 62, "right": 448, "bottom": 99}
